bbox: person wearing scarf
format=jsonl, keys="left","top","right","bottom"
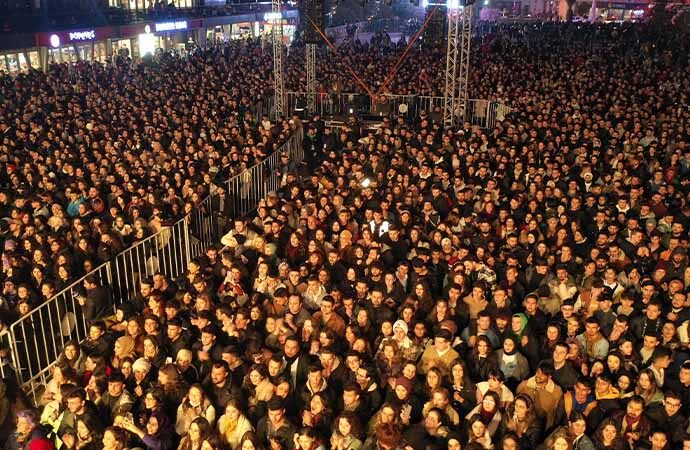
{"left": 610, "top": 395, "right": 650, "bottom": 448}
{"left": 217, "top": 399, "right": 254, "bottom": 450}
{"left": 465, "top": 391, "right": 503, "bottom": 438}
{"left": 111, "top": 335, "right": 136, "bottom": 371}
{"left": 496, "top": 335, "right": 530, "bottom": 388}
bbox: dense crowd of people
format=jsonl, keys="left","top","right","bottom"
{"left": 0, "top": 40, "right": 294, "bottom": 328}
{"left": 1, "top": 16, "right": 690, "bottom": 450}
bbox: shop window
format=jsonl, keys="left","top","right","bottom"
{"left": 77, "top": 45, "right": 92, "bottom": 61}
{"left": 94, "top": 43, "right": 107, "bottom": 62}
{"left": 18, "top": 53, "right": 28, "bottom": 71}
{"left": 175, "top": 0, "right": 192, "bottom": 8}
{"left": 6, "top": 54, "right": 18, "bottom": 72}
{"left": 49, "top": 48, "right": 61, "bottom": 63}
{"left": 0, "top": 55, "right": 7, "bottom": 73}
{"left": 61, "top": 47, "right": 77, "bottom": 63}
{"left": 29, "top": 51, "right": 40, "bottom": 69}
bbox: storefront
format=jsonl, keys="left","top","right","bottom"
{"left": 106, "top": 0, "right": 193, "bottom": 11}
{"left": 198, "top": 10, "right": 300, "bottom": 47}
{"left": 119, "top": 19, "right": 202, "bottom": 59}
{"left": 4, "top": 7, "right": 299, "bottom": 72}
{"left": 258, "top": 13, "right": 298, "bottom": 45}
{"left": 36, "top": 27, "right": 114, "bottom": 64}
{"left": 204, "top": 22, "right": 255, "bottom": 44}
{"left": 0, "top": 49, "right": 41, "bottom": 73}
{"left": 595, "top": 2, "right": 650, "bottom": 20}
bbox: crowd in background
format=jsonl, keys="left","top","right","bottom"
{"left": 0, "top": 40, "right": 295, "bottom": 328}
{"left": 1, "top": 17, "right": 690, "bottom": 450}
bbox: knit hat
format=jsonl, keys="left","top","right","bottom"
{"left": 395, "top": 376, "right": 413, "bottom": 393}
{"left": 393, "top": 320, "right": 408, "bottom": 334}
{"left": 132, "top": 357, "right": 151, "bottom": 373}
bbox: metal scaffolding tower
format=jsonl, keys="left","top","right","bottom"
{"left": 457, "top": 5, "right": 472, "bottom": 125}
{"left": 442, "top": 4, "right": 472, "bottom": 127}
{"left": 306, "top": 43, "right": 316, "bottom": 114}
{"left": 442, "top": 7, "right": 460, "bottom": 128}
{"left": 271, "top": 0, "right": 285, "bottom": 118}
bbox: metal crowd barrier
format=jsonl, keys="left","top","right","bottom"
{"left": 284, "top": 92, "right": 511, "bottom": 129}
{"left": 0, "top": 128, "right": 304, "bottom": 405}
{"left": 8, "top": 263, "right": 111, "bottom": 402}
{"left": 222, "top": 126, "right": 304, "bottom": 218}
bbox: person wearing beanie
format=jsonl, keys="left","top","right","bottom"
{"left": 376, "top": 320, "right": 420, "bottom": 363}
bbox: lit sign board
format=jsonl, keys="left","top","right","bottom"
{"left": 155, "top": 21, "right": 188, "bottom": 32}
{"left": 38, "top": 27, "right": 113, "bottom": 48}
{"left": 264, "top": 12, "right": 283, "bottom": 21}
{"left": 68, "top": 30, "right": 96, "bottom": 41}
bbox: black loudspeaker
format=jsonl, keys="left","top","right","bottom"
{"left": 303, "top": 0, "right": 324, "bottom": 44}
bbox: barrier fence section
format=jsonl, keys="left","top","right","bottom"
{"left": 1, "top": 128, "right": 304, "bottom": 405}
{"left": 283, "top": 92, "right": 512, "bottom": 128}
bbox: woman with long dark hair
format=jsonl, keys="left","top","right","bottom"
{"left": 468, "top": 336, "right": 499, "bottom": 383}
{"left": 499, "top": 394, "right": 543, "bottom": 449}
{"left": 177, "top": 417, "right": 212, "bottom": 450}
{"left": 593, "top": 418, "right": 626, "bottom": 450}
{"left": 330, "top": 412, "right": 362, "bottom": 450}
{"left": 449, "top": 359, "right": 476, "bottom": 417}
{"left": 121, "top": 409, "right": 174, "bottom": 450}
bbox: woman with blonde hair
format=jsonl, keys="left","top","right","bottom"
{"left": 217, "top": 398, "right": 254, "bottom": 450}
{"left": 101, "top": 427, "right": 128, "bottom": 450}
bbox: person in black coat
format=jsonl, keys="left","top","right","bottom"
{"left": 281, "top": 335, "right": 314, "bottom": 391}
{"left": 644, "top": 391, "right": 688, "bottom": 448}
{"left": 256, "top": 398, "right": 297, "bottom": 450}
{"left": 81, "top": 274, "right": 112, "bottom": 327}
{"left": 402, "top": 407, "right": 454, "bottom": 450}
{"left": 81, "top": 321, "right": 112, "bottom": 360}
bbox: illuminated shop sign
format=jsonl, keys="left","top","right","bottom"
{"left": 155, "top": 21, "right": 188, "bottom": 32}
{"left": 264, "top": 12, "right": 283, "bottom": 21}
{"left": 69, "top": 30, "right": 96, "bottom": 41}
{"left": 38, "top": 27, "right": 112, "bottom": 48}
